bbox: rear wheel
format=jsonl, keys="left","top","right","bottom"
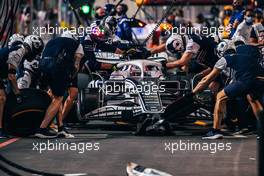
{"left": 4, "top": 88, "right": 51, "bottom": 136}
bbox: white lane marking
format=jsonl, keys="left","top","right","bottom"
{"left": 224, "top": 135, "right": 248, "bottom": 139}
{"left": 64, "top": 173, "right": 88, "bottom": 176}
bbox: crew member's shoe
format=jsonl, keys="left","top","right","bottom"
{"left": 34, "top": 128, "right": 57, "bottom": 138}
{"left": 202, "top": 128, "right": 223, "bottom": 140}
{"left": 233, "top": 128, "right": 250, "bottom": 135}
{"left": 49, "top": 123, "right": 58, "bottom": 133}
{"left": 0, "top": 128, "right": 9, "bottom": 138}
{"left": 57, "top": 126, "right": 74, "bottom": 138}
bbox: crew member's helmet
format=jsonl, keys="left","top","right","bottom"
{"left": 23, "top": 35, "right": 44, "bottom": 55}
{"left": 101, "top": 16, "right": 117, "bottom": 35}
{"left": 91, "top": 16, "right": 117, "bottom": 42}
{"left": 216, "top": 39, "right": 236, "bottom": 57}
{"left": 61, "top": 30, "right": 79, "bottom": 41}
{"left": 116, "top": 4, "right": 128, "bottom": 16}
{"left": 104, "top": 3, "right": 116, "bottom": 15}
{"left": 8, "top": 33, "right": 24, "bottom": 48}
{"left": 166, "top": 34, "right": 185, "bottom": 55}
{"left": 233, "top": 36, "right": 246, "bottom": 46}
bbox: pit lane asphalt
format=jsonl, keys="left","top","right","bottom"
{"left": 0, "top": 122, "right": 257, "bottom": 176}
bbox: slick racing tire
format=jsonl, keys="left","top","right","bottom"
{"left": 4, "top": 88, "right": 51, "bottom": 136}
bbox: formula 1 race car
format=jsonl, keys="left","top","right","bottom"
{"left": 76, "top": 52, "right": 214, "bottom": 133}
